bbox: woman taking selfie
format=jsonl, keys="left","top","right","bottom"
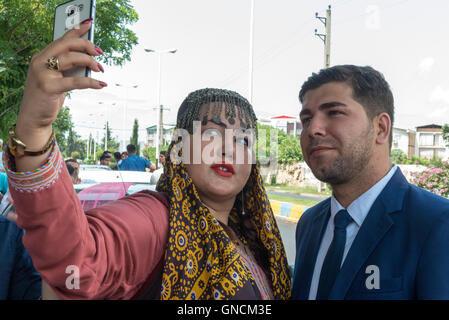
{"left": 5, "top": 20, "right": 291, "bottom": 300}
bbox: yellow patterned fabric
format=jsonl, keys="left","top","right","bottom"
{"left": 156, "top": 138, "right": 292, "bottom": 300}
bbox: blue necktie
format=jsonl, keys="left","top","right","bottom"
{"left": 316, "top": 209, "right": 353, "bottom": 300}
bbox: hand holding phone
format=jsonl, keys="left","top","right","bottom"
{"left": 53, "top": 0, "right": 97, "bottom": 77}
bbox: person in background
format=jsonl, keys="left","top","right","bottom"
{"left": 120, "top": 144, "right": 156, "bottom": 172}
{"left": 159, "top": 150, "right": 167, "bottom": 167}
{"left": 99, "top": 153, "right": 111, "bottom": 167}
{"left": 112, "top": 152, "right": 121, "bottom": 170}
{"left": 65, "top": 163, "right": 81, "bottom": 185}
{"left": 292, "top": 64, "right": 449, "bottom": 300}
{"left": 150, "top": 151, "right": 168, "bottom": 184}
{"left": 0, "top": 173, "right": 41, "bottom": 299}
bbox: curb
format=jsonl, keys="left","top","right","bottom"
{"left": 269, "top": 199, "right": 308, "bottom": 223}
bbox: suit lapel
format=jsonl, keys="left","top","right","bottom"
{"left": 328, "top": 168, "right": 409, "bottom": 299}
{"left": 294, "top": 202, "right": 331, "bottom": 299}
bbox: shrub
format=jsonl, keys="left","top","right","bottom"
{"left": 411, "top": 161, "right": 449, "bottom": 198}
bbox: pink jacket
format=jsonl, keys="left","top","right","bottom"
{"left": 6, "top": 145, "right": 169, "bottom": 299}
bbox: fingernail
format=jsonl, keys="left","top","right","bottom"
{"left": 95, "top": 46, "right": 104, "bottom": 55}
{"left": 97, "top": 63, "right": 104, "bottom": 73}
{"left": 82, "top": 18, "right": 94, "bottom": 24}
{"left": 99, "top": 81, "right": 108, "bottom": 87}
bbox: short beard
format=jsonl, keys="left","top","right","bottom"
{"left": 310, "top": 126, "right": 374, "bottom": 185}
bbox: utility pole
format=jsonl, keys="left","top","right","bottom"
{"left": 154, "top": 104, "right": 170, "bottom": 166}
{"left": 315, "top": 5, "right": 332, "bottom": 193}
{"left": 315, "top": 5, "right": 332, "bottom": 69}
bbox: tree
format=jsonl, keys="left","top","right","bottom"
{"left": 130, "top": 118, "right": 139, "bottom": 155}
{"left": 142, "top": 146, "right": 156, "bottom": 163}
{"left": 66, "top": 126, "right": 86, "bottom": 160}
{"left": 101, "top": 121, "right": 119, "bottom": 152}
{"left": 0, "top": 0, "right": 139, "bottom": 139}
{"left": 443, "top": 124, "right": 449, "bottom": 146}
{"left": 278, "top": 133, "right": 303, "bottom": 164}
{"left": 53, "top": 106, "right": 73, "bottom": 154}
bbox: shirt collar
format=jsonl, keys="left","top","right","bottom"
{"left": 331, "top": 165, "right": 398, "bottom": 227}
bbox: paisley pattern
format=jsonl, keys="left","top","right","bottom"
{"left": 156, "top": 138, "right": 291, "bottom": 300}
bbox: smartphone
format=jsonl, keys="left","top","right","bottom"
{"left": 53, "top": 0, "right": 96, "bottom": 78}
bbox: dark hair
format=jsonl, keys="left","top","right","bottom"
{"left": 126, "top": 144, "right": 136, "bottom": 153}
{"left": 65, "top": 159, "right": 77, "bottom": 165}
{"left": 66, "top": 163, "right": 75, "bottom": 176}
{"left": 299, "top": 65, "right": 394, "bottom": 148}
{"left": 113, "top": 152, "right": 121, "bottom": 161}
{"left": 160, "top": 151, "right": 168, "bottom": 157}
{"left": 100, "top": 154, "right": 111, "bottom": 161}
{"left": 176, "top": 88, "right": 257, "bottom": 134}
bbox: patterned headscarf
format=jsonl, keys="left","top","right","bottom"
{"left": 156, "top": 88, "right": 291, "bottom": 300}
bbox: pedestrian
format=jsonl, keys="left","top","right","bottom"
{"left": 150, "top": 151, "right": 168, "bottom": 184}
{"left": 99, "top": 153, "right": 111, "bottom": 167}
{"left": 292, "top": 64, "right": 449, "bottom": 300}
{"left": 112, "top": 152, "right": 121, "bottom": 170}
{"left": 119, "top": 144, "right": 155, "bottom": 172}
{"left": 4, "top": 21, "right": 290, "bottom": 300}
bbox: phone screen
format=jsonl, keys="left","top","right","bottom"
{"left": 53, "top": 0, "right": 96, "bottom": 78}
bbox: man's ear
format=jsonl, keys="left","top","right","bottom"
{"left": 374, "top": 112, "right": 391, "bottom": 146}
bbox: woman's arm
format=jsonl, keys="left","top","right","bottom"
{"left": 8, "top": 21, "right": 169, "bottom": 299}
{"left": 7, "top": 144, "right": 169, "bottom": 299}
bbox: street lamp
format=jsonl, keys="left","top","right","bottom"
{"left": 98, "top": 101, "right": 117, "bottom": 151}
{"left": 143, "top": 48, "right": 177, "bottom": 165}
{"left": 115, "top": 83, "right": 139, "bottom": 151}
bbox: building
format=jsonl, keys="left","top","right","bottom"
{"left": 392, "top": 127, "right": 416, "bottom": 158}
{"left": 270, "top": 115, "right": 302, "bottom": 138}
{"left": 146, "top": 124, "right": 175, "bottom": 147}
{"left": 415, "top": 124, "right": 448, "bottom": 160}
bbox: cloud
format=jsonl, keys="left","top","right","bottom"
{"left": 429, "top": 86, "right": 449, "bottom": 104}
{"left": 418, "top": 57, "right": 435, "bottom": 73}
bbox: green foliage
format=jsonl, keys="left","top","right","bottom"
{"left": 0, "top": 0, "right": 139, "bottom": 140}
{"left": 411, "top": 161, "right": 449, "bottom": 198}
{"left": 101, "top": 121, "right": 119, "bottom": 152}
{"left": 142, "top": 146, "right": 156, "bottom": 163}
{"left": 130, "top": 118, "right": 139, "bottom": 155}
{"left": 278, "top": 133, "right": 303, "bottom": 164}
{"left": 255, "top": 123, "right": 303, "bottom": 165}
{"left": 443, "top": 124, "right": 449, "bottom": 146}
{"left": 390, "top": 149, "right": 408, "bottom": 164}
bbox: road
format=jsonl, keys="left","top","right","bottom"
{"left": 267, "top": 190, "right": 328, "bottom": 203}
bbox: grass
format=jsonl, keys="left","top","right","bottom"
{"left": 265, "top": 184, "right": 332, "bottom": 197}
{"left": 268, "top": 194, "right": 319, "bottom": 207}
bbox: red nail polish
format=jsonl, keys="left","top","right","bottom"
{"left": 97, "top": 63, "right": 104, "bottom": 73}
{"left": 99, "top": 81, "right": 107, "bottom": 87}
{"left": 81, "top": 18, "right": 94, "bottom": 24}
{"left": 95, "top": 46, "right": 104, "bottom": 55}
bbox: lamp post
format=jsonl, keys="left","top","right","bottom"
{"left": 98, "top": 101, "right": 117, "bottom": 151}
{"left": 115, "top": 83, "right": 138, "bottom": 151}
{"left": 143, "top": 48, "right": 177, "bottom": 165}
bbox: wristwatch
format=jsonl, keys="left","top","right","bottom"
{"left": 7, "top": 124, "right": 55, "bottom": 158}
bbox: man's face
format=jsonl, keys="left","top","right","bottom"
{"left": 299, "top": 82, "right": 375, "bottom": 186}
{"left": 101, "top": 158, "right": 111, "bottom": 166}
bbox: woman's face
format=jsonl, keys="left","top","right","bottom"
{"left": 183, "top": 105, "right": 254, "bottom": 203}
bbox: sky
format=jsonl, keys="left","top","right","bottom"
{"left": 66, "top": 0, "right": 449, "bottom": 146}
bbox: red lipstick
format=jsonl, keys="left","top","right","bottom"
{"left": 211, "top": 163, "right": 234, "bottom": 178}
